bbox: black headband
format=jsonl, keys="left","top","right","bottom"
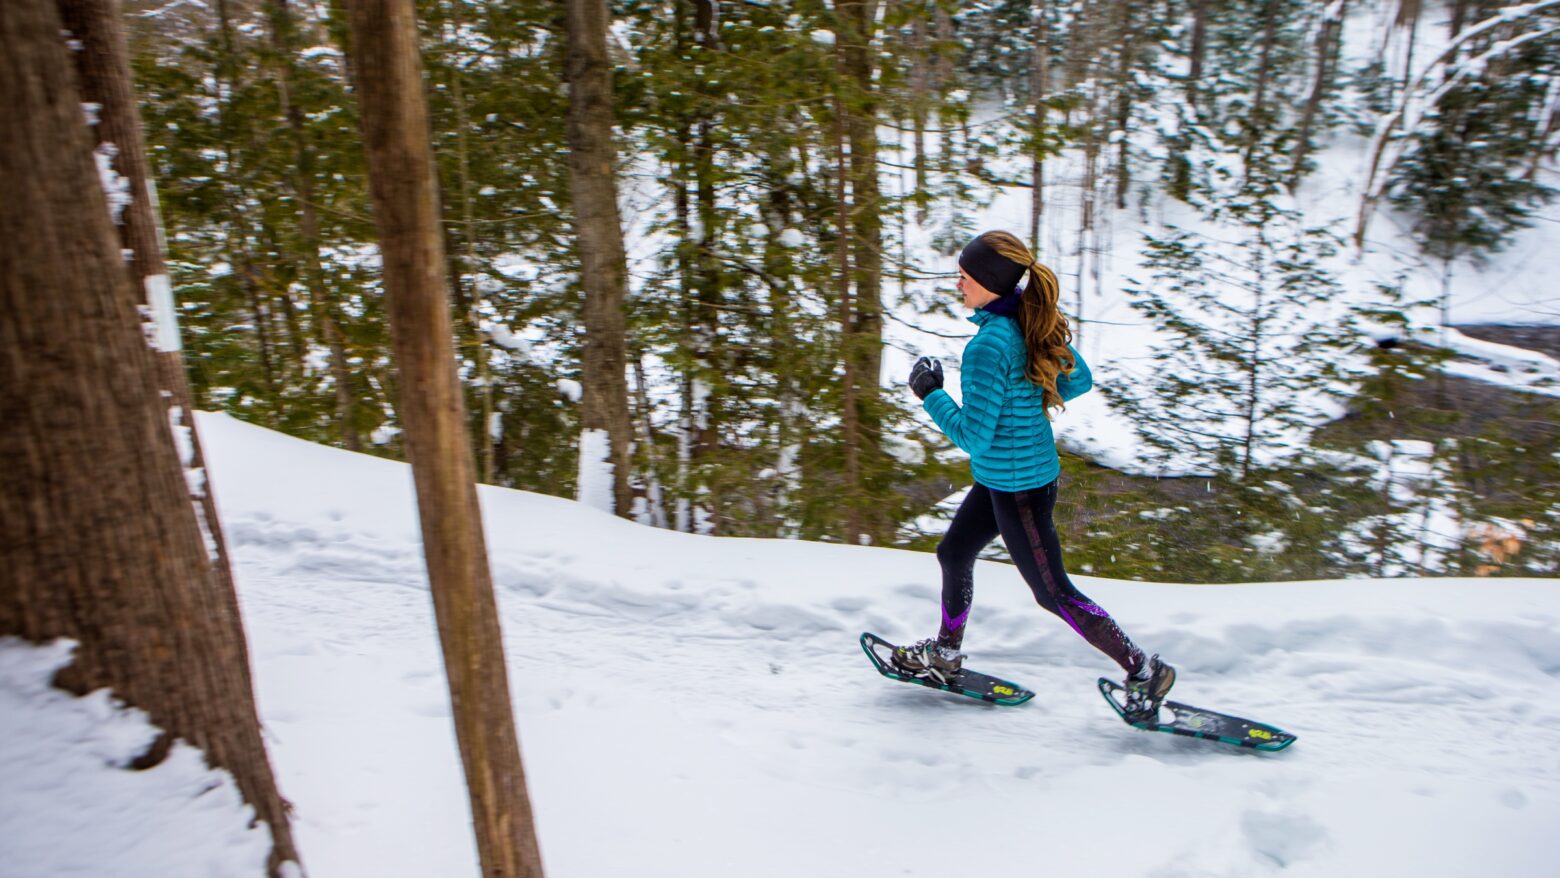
{"left": 958, "top": 235, "right": 1029, "bottom": 298}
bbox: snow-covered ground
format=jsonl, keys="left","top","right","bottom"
{"left": 7, "top": 412, "right": 1558, "bottom": 877}
{"left": 0, "top": 640, "right": 276, "bottom": 877}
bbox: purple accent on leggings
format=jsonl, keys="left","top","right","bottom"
{"left": 1065, "top": 596, "right": 1111, "bottom": 618}
{"left": 1054, "top": 604, "right": 1087, "bottom": 638}
{"left": 1012, "top": 489, "right": 1141, "bottom": 674}
{"left": 942, "top": 603, "right": 970, "bottom": 632}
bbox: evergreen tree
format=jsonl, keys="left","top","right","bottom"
{"left": 1387, "top": 34, "right": 1559, "bottom": 266}
{"left": 1112, "top": 183, "right": 1364, "bottom": 481}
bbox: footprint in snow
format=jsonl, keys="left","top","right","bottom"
{"left": 1242, "top": 810, "right": 1327, "bottom": 869}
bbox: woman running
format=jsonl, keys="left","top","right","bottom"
{"left": 893, "top": 230, "right": 1175, "bottom": 719}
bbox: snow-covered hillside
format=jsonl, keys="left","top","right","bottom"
{"left": 6, "top": 412, "right": 1558, "bottom": 877}
{"left": 853, "top": 3, "right": 1560, "bottom": 478}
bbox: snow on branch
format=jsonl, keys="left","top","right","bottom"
{"left": 1355, "top": 0, "right": 1560, "bottom": 247}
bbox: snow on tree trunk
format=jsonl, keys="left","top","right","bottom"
{"left": 576, "top": 428, "right": 616, "bottom": 514}
{"left": 1, "top": 3, "right": 300, "bottom": 872}
{"left": 565, "top": 0, "right": 634, "bottom": 519}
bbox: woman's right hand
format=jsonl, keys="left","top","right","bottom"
{"left": 909, "top": 356, "right": 944, "bottom": 400}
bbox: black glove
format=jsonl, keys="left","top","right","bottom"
{"left": 909, "top": 356, "right": 944, "bottom": 400}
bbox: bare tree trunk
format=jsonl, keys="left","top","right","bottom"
{"left": 932, "top": 1, "right": 953, "bottom": 94}
{"left": 1397, "top": 0, "right": 1422, "bottom": 98}
{"left": 1030, "top": 0, "right": 1048, "bottom": 252}
{"left": 1172, "top": 0, "right": 1222, "bottom": 201}
{"left": 1, "top": 2, "right": 300, "bottom": 873}
{"left": 1188, "top": 0, "right": 1209, "bottom": 107}
{"left": 831, "top": 86, "right": 862, "bottom": 542}
{"left": 690, "top": 0, "right": 723, "bottom": 533}
{"left": 1449, "top": 0, "right": 1470, "bottom": 38}
{"left": 1112, "top": 0, "right": 1141, "bottom": 210}
{"left": 1241, "top": 225, "right": 1269, "bottom": 483}
{"left": 910, "top": 7, "right": 929, "bottom": 223}
{"left": 631, "top": 353, "right": 669, "bottom": 528}
{"left": 840, "top": 0, "right": 885, "bottom": 542}
{"left": 1292, "top": 0, "right": 1349, "bottom": 186}
{"left": 1241, "top": 0, "right": 1280, "bottom": 185}
{"left": 268, "top": 0, "right": 361, "bottom": 450}
{"left": 61, "top": 0, "right": 246, "bottom": 604}
{"left": 340, "top": 2, "right": 545, "bottom": 876}
{"left": 446, "top": 28, "right": 495, "bottom": 484}
{"left": 564, "top": 0, "right": 634, "bottom": 518}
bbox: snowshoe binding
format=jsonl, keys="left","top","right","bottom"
{"left": 890, "top": 637, "right": 966, "bottom": 685}
{"left": 1121, "top": 654, "right": 1176, "bottom": 722}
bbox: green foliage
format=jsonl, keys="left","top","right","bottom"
{"left": 125, "top": 0, "right": 1556, "bottom": 579}
{"left": 1387, "top": 31, "right": 1559, "bottom": 262}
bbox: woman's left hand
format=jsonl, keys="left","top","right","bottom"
{"left": 909, "top": 356, "right": 944, "bottom": 400}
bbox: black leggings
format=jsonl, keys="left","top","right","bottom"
{"left": 935, "top": 481, "right": 1145, "bottom": 674}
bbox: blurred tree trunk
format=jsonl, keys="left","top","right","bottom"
{"left": 267, "top": 0, "right": 362, "bottom": 451}
{"left": 564, "top": 0, "right": 634, "bottom": 517}
{"left": 1241, "top": 0, "right": 1280, "bottom": 185}
{"left": 691, "top": 0, "right": 723, "bottom": 533}
{"left": 339, "top": 1, "right": 545, "bottom": 875}
{"left": 830, "top": 85, "right": 862, "bottom": 542}
{"left": 1111, "top": 0, "right": 1142, "bottom": 210}
{"left": 1291, "top": 0, "right": 1349, "bottom": 186}
{"left": 215, "top": 0, "right": 282, "bottom": 413}
{"left": 909, "top": 4, "right": 930, "bottom": 223}
{"left": 1, "top": 1, "right": 300, "bottom": 873}
{"left": 839, "top": 0, "right": 887, "bottom": 543}
{"left": 1029, "top": 0, "right": 1049, "bottom": 252}
{"left": 1187, "top": 0, "right": 1209, "bottom": 107}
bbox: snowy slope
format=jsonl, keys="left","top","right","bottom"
{"left": 158, "top": 413, "right": 1560, "bottom": 877}
{"left": 0, "top": 640, "right": 277, "bottom": 877}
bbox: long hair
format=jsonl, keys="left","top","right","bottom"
{"left": 977, "top": 231, "right": 1075, "bottom": 416}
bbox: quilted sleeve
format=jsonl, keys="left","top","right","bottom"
{"left": 923, "top": 333, "right": 1007, "bottom": 458}
{"left": 1057, "top": 344, "right": 1092, "bottom": 401}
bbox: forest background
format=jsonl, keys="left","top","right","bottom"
{"left": 123, "top": 0, "right": 1560, "bottom": 583}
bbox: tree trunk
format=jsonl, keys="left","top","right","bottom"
{"left": 690, "top": 0, "right": 722, "bottom": 532}
{"left": 446, "top": 33, "right": 495, "bottom": 485}
{"left": 1030, "top": 0, "right": 1048, "bottom": 252}
{"left": 932, "top": 1, "right": 953, "bottom": 94}
{"left": 61, "top": 0, "right": 248, "bottom": 615}
{"left": 1171, "top": 0, "right": 1200, "bottom": 197}
{"left": 267, "top": 0, "right": 361, "bottom": 450}
{"left": 1291, "top": 0, "right": 1348, "bottom": 186}
{"left": 1397, "top": 0, "right": 1422, "bottom": 99}
{"left": 831, "top": 85, "right": 862, "bottom": 542}
{"left": 910, "top": 7, "right": 929, "bottom": 223}
{"left": 339, "top": 2, "right": 545, "bottom": 876}
{"left": 1241, "top": 0, "right": 1280, "bottom": 185}
{"left": 1112, "top": 0, "right": 1142, "bottom": 210}
{"left": 839, "top": 0, "right": 885, "bottom": 543}
{"left": 1, "top": 2, "right": 300, "bottom": 873}
{"left": 564, "top": 0, "right": 634, "bottom": 518}
{"left": 1188, "top": 0, "right": 1209, "bottom": 107}
{"left": 1449, "top": 0, "right": 1469, "bottom": 38}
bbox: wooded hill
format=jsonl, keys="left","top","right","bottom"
{"left": 123, "top": 0, "right": 1558, "bottom": 579}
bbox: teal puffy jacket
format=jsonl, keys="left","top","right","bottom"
{"left": 923, "top": 309, "right": 1092, "bottom": 491}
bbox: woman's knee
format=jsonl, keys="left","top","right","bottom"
{"left": 936, "top": 536, "right": 978, "bottom": 571}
